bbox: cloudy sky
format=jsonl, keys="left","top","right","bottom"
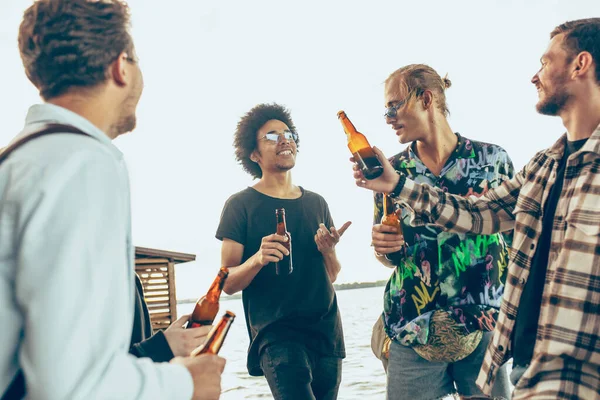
{"left": 1, "top": 0, "right": 598, "bottom": 299}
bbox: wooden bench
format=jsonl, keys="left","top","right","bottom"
{"left": 134, "top": 246, "right": 196, "bottom": 331}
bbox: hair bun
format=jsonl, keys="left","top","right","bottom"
{"left": 442, "top": 74, "right": 452, "bottom": 89}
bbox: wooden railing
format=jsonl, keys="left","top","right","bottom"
{"left": 134, "top": 247, "right": 195, "bottom": 331}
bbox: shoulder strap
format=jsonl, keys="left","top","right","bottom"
{"left": 0, "top": 123, "right": 90, "bottom": 400}
{"left": 1, "top": 370, "right": 24, "bottom": 400}
{"left": 0, "top": 123, "right": 89, "bottom": 166}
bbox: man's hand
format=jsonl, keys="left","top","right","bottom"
{"left": 352, "top": 146, "right": 401, "bottom": 193}
{"left": 250, "top": 233, "right": 290, "bottom": 267}
{"left": 372, "top": 224, "right": 405, "bottom": 255}
{"left": 171, "top": 354, "right": 226, "bottom": 400}
{"left": 315, "top": 221, "right": 352, "bottom": 255}
{"left": 164, "top": 314, "right": 212, "bottom": 357}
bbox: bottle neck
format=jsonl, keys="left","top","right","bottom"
{"left": 207, "top": 317, "right": 234, "bottom": 353}
{"left": 383, "top": 194, "right": 394, "bottom": 216}
{"left": 340, "top": 117, "right": 357, "bottom": 138}
{"left": 193, "top": 313, "right": 235, "bottom": 356}
{"left": 277, "top": 220, "right": 287, "bottom": 234}
{"left": 206, "top": 271, "right": 227, "bottom": 303}
{"left": 276, "top": 211, "right": 287, "bottom": 234}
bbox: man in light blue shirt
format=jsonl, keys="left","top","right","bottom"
{"left": 0, "top": 1, "right": 225, "bottom": 399}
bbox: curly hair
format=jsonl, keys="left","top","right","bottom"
{"left": 385, "top": 64, "right": 452, "bottom": 117}
{"left": 18, "top": 0, "right": 134, "bottom": 100}
{"left": 234, "top": 103, "right": 299, "bottom": 179}
{"left": 551, "top": 18, "right": 600, "bottom": 84}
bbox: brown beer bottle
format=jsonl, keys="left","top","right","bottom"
{"left": 190, "top": 311, "right": 236, "bottom": 356}
{"left": 337, "top": 110, "right": 383, "bottom": 180}
{"left": 381, "top": 193, "right": 402, "bottom": 233}
{"left": 275, "top": 208, "right": 293, "bottom": 275}
{"left": 381, "top": 193, "right": 405, "bottom": 257}
{"left": 187, "top": 267, "right": 229, "bottom": 328}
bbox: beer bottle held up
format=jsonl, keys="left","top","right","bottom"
{"left": 187, "top": 267, "right": 229, "bottom": 328}
{"left": 337, "top": 110, "right": 383, "bottom": 180}
{"left": 275, "top": 208, "right": 293, "bottom": 275}
{"left": 190, "top": 311, "right": 236, "bottom": 356}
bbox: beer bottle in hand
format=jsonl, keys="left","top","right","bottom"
{"left": 381, "top": 193, "right": 405, "bottom": 257}
{"left": 381, "top": 193, "right": 402, "bottom": 232}
{"left": 275, "top": 208, "right": 293, "bottom": 275}
{"left": 337, "top": 110, "right": 383, "bottom": 180}
{"left": 187, "top": 267, "right": 229, "bottom": 328}
{"left": 190, "top": 311, "right": 236, "bottom": 356}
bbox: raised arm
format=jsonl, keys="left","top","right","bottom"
{"left": 354, "top": 147, "right": 525, "bottom": 236}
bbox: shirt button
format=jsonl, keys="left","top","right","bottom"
{"left": 530, "top": 243, "right": 535, "bottom": 250}
{"left": 507, "top": 314, "right": 516, "bottom": 320}
{"left": 498, "top": 345, "right": 504, "bottom": 352}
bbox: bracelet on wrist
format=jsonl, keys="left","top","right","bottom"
{"left": 389, "top": 173, "right": 406, "bottom": 198}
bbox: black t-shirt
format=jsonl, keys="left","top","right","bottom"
{"left": 512, "top": 138, "right": 588, "bottom": 367}
{"left": 216, "top": 187, "right": 345, "bottom": 376}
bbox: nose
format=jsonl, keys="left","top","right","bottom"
{"left": 278, "top": 134, "right": 291, "bottom": 145}
{"left": 385, "top": 114, "right": 395, "bottom": 125}
{"left": 531, "top": 73, "right": 539, "bottom": 85}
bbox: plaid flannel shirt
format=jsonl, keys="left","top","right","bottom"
{"left": 392, "top": 124, "right": 600, "bottom": 399}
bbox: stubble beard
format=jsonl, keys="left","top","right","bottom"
{"left": 536, "top": 73, "right": 570, "bottom": 116}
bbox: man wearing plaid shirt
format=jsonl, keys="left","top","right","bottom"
{"left": 352, "top": 18, "right": 600, "bottom": 399}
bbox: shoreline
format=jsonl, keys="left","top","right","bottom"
{"left": 177, "top": 280, "right": 387, "bottom": 304}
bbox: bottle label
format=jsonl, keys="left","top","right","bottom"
{"left": 189, "top": 319, "right": 214, "bottom": 328}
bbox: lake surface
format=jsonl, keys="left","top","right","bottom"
{"left": 178, "top": 286, "right": 388, "bottom": 399}
{"left": 178, "top": 285, "right": 513, "bottom": 399}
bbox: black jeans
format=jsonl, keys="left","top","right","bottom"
{"left": 259, "top": 340, "right": 342, "bottom": 400}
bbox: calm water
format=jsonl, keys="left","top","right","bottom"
{"left": 178, "top": 286, "right": 388, "bottom": 399}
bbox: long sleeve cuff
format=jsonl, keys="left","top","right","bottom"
{"left": 130, "top": 331, "right": 175, "bottom": 363}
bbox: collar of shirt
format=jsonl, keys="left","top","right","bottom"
{"left": 17, "top": 103, "right": 124, "bottom": 160}
{"left": 546, "top": 122, "right": 600, "bottom": 160}
{"left": 403, "top": 132, "right": 474, "bottom": 177}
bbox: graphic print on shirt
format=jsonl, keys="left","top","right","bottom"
{"left": 375, "top": 134, "right": 515, "bottom": 346}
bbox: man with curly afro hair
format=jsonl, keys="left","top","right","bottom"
{"left": 216, "top": 103, "right": 352, "bottom": 399}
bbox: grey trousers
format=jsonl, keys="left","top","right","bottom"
{"left": 386, "top": 332, "right": 511, "bottom": 400}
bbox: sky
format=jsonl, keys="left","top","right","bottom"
{"left": 1, "top": 0, "right": 599, "bottom": 299}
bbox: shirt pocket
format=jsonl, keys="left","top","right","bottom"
{"left": 565, "top": 165, "right": 600, "bottom": 237}
{"left": 565, "top": 209, "right": 600, "bottom": 237}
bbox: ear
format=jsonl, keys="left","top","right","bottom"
{"left": 110, "top": 52, "right": 131, "bottom": 87}
{"left": 572, "top": 51, "right": 594, "bottom": 79}
{"left": 422, "top": 90, "right": 434, "bottom": 110}
{"left": 250, "top": 150, "right": 259, "bottom": 163}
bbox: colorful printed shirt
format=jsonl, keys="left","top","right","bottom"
{"left": 374, "top": 133, "right": 514, "bottom": 347}
{"left": 391, "top": 124, "right": 600, "bottom": 399}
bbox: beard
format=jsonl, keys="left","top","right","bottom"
{"left": 536, "top": 74, "right": 570, "bottom": 116}
{"left": 112, "top": 114, "right": 137, "bottom": 136}
{"left": 110, "top": 93, "right": 139, "bottom": 137}
{"left": 111, "top": 72, "right": 143, "bottom": 137}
